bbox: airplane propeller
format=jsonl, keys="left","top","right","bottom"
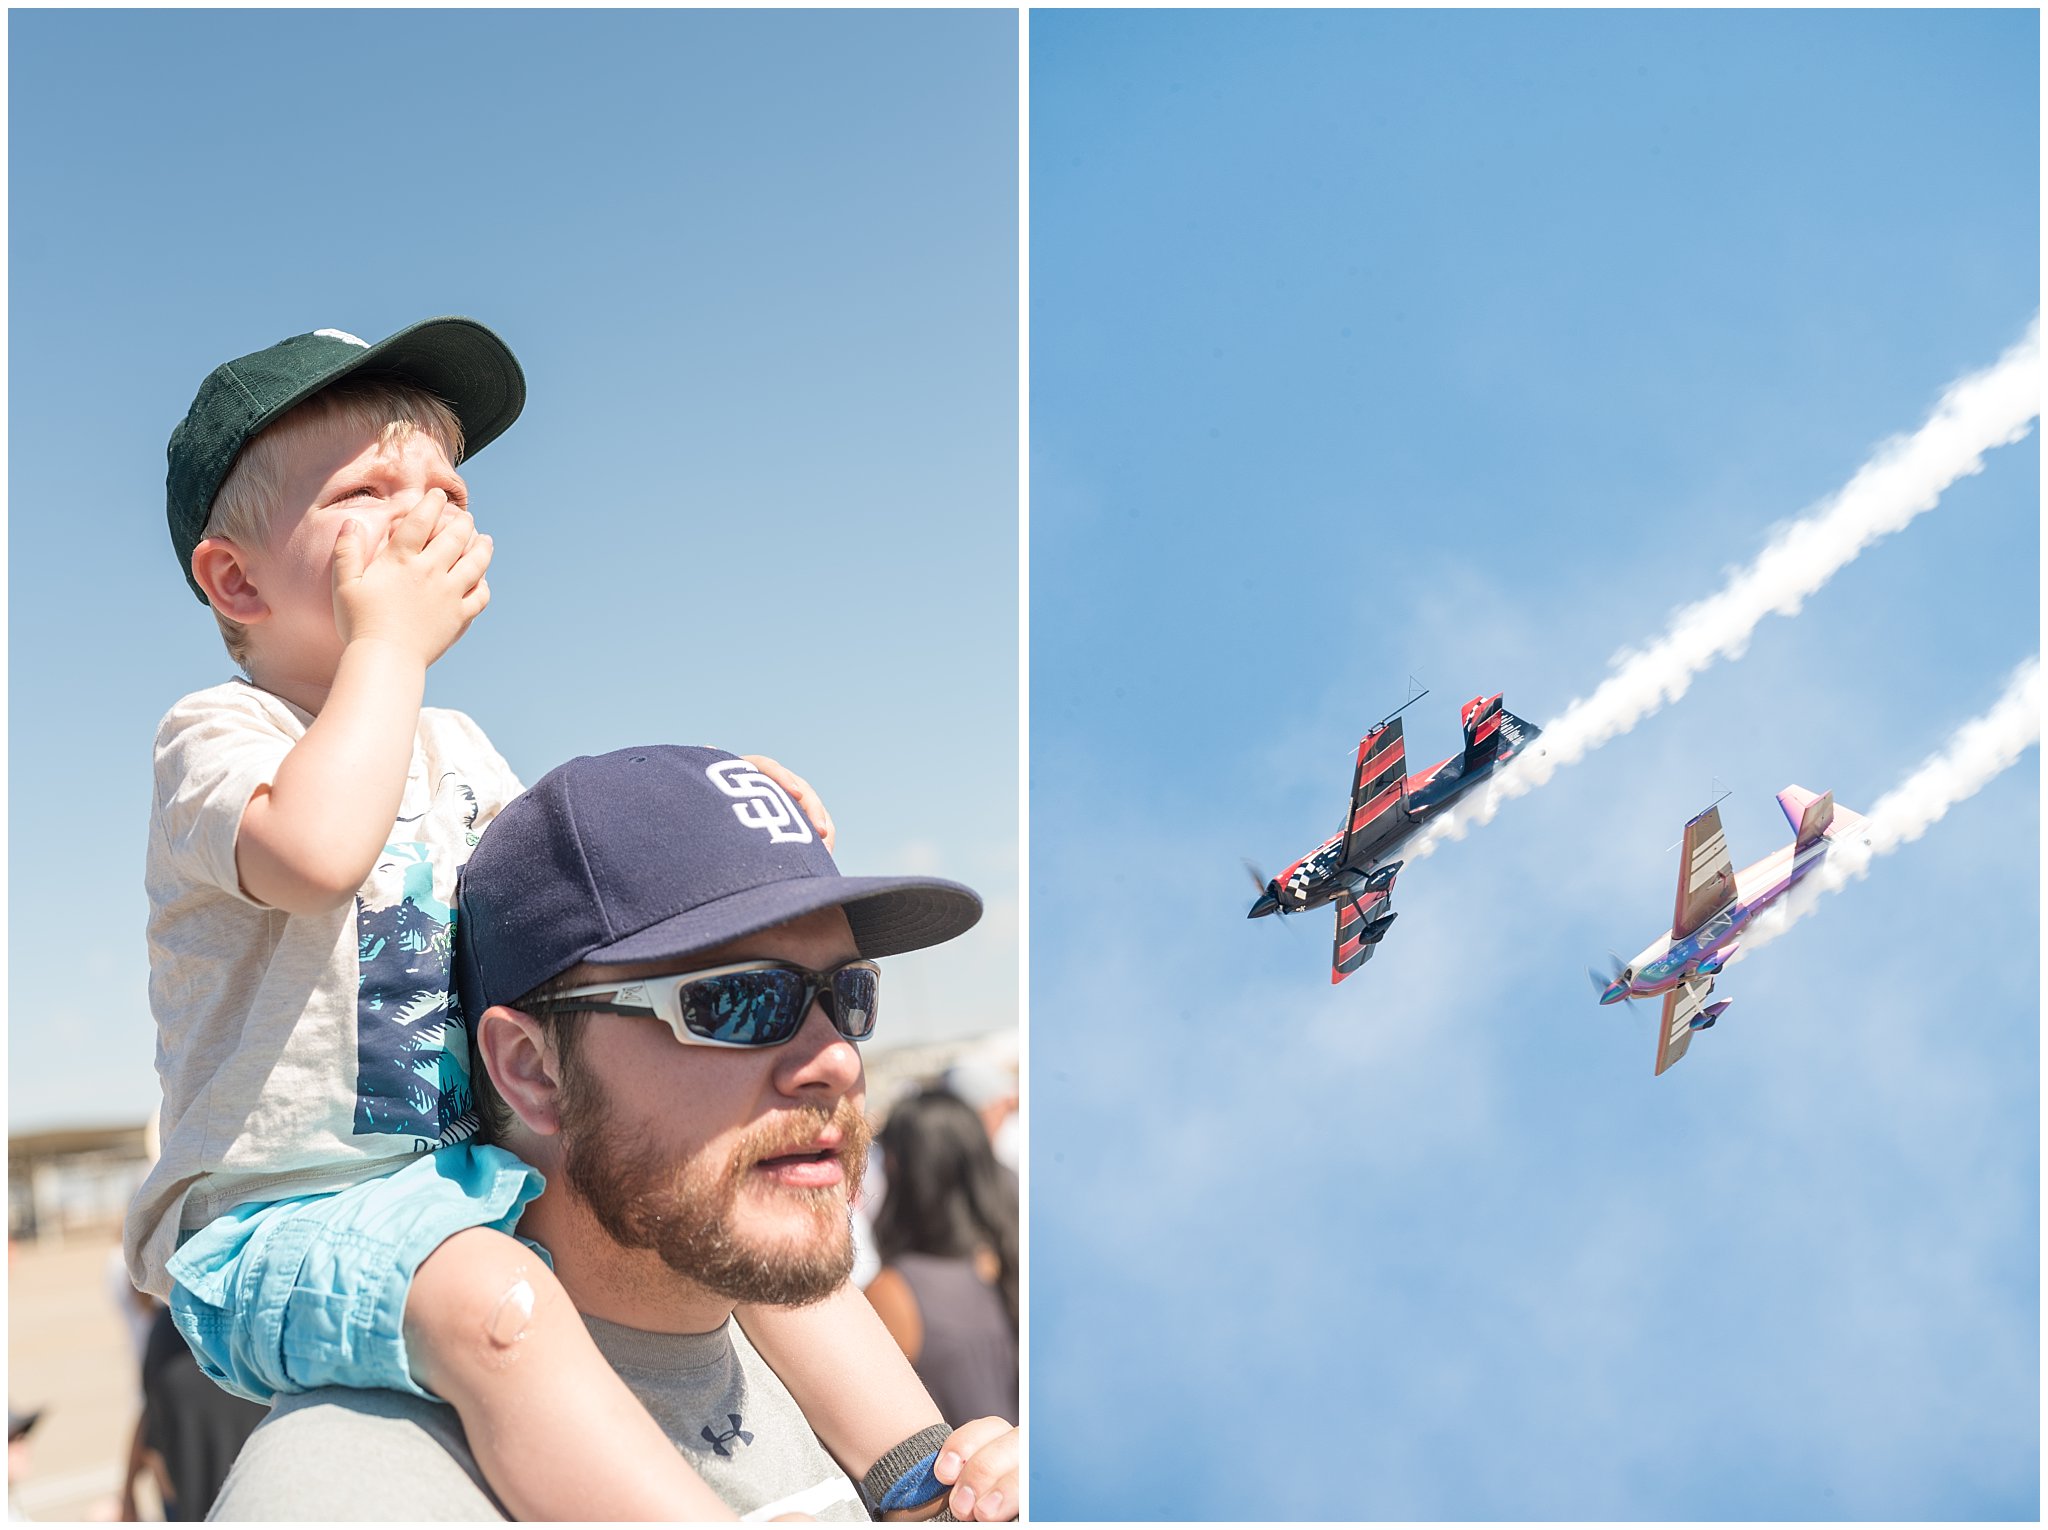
{"left": 1241, "top": 859, "right": 1298, "bottom": 932}
{"left": 1588, "top": 953, "right": 1636, "bottom": 1006}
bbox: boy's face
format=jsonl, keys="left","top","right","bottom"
{"left": 237, "top": 413, "right": 470, "bottom": 684}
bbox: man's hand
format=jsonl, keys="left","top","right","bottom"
{"left": 742, "top": 755, "right": 836, "bottom": 851}
{"left": 935, "top": 1418, "right": 1018, "bottom": 1522}
{"left": 331, "top": 486, "right": 493, "bottom": 666}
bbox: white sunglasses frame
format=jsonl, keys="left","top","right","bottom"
{"left": 525, "top": 958, "right": 882, "bottom": 1048}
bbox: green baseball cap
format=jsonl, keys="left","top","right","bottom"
{"left": 165, "top": 316, "right": 526, "bottom": 603}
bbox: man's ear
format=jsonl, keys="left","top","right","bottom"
{"left": 476, "top": 1005, "right": 566, "bottom": 1137}
{"left": 190, "top": 538, "right": 270, "bottom": 623}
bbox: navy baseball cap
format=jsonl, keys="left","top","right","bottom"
{"left": 166, "top": 316, "right": 526, "bottom": 603}
{"left": 455, "top": 746, "right": 983, "bottom": 1019}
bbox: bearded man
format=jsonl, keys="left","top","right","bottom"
{"left": 210, "top": 746, "right": 1019, "bottom": 1521}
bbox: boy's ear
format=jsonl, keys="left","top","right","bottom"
{"left": 477, "top": 1005, "right": 567, "bottom": 1138}
{"left": 190, "top": 538, "right": 269, "bottom": 623}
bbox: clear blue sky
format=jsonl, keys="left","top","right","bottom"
{"left": 8, "top": 9, "right": 1017, "bottom": 1131}
{"left": 1030, "top": 8, "right": 2036, "bottom": 1521}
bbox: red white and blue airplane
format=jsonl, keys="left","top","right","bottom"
{"left": 1247, "top": 691, "right": 1542, "bottom": 983}
{"left": 1596, "top": 785, "right": 1868, "bottom": 1075}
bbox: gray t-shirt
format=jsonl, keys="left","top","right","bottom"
{"left": 208, "top": 1314, "right": 866, "bottom": 1521}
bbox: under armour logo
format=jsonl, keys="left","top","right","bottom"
{"left": 312, "top": 328, "right": 370, "bottom": 347}
{"left": 701, "top": 1414, "right": 754, "bottom": 1457}
{"left": 705, "top": 760, "right": 813, "bottom": 845}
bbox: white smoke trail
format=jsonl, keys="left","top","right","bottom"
{"left": 1739, "top": 656, "right": 2040, "bottom": 952}
{"left": 1410, "top": 315, "right": 2040, "bottom": 861}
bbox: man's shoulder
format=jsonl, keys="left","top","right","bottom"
{"left": 211, "top": 1327, "right": 869, "bottom": 1523}
{"left": 209, "top": 1388, "right": 504, "bottom": 1522}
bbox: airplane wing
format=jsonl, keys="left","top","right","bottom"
{"left": 1671, "top": 804, "right": 1736, "bottom": 941}
{"left": 1331, "top": 889, "right": 1392, "bottom": 983}
{"left": 1339, "top": 718, "right": 1408, "bottom": 867}
{"left": 1654, "top": 976, "right": 1715, "bottom": 1076}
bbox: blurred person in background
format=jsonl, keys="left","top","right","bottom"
{"left": 942, "top": 1054, "right": 1020, "bottom": 1174}
{"left": 863, "top": 1090, "right": 1019, "bottom": 1429}
{"left": 118, "top": 1306, "right": 267, "bottom": 1521}
{"left": 106, "top": 1256, "right": 158, "bottom": 1375}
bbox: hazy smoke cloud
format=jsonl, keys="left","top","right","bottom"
{"left": 1411, "top": 316, "right": 2040, "bottom": 860}
{"left": 1739, "top": 656, "right": 2040, "bottom": 951}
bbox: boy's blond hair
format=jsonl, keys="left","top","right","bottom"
{"left": 202, "top": 380, "right": 466, "bottom": 668}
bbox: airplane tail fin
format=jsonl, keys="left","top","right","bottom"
{"left": 1460, "top": 694, "right": 1542, "bottom": 769}
{"left": 1776, "top": 786, "right": 1836, "bottom": 851}
{"left": 1460, "top": 694, "right": 1506, "bottom": 771}
{"left": 1496, "top": 706, "right": 1541, "bottom": 761}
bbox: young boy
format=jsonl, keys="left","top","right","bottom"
{"left": 125, "top": 319, "right": 992, "bottom": 1520}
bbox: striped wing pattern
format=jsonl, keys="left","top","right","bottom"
{"left": 1340, "top": 719, "right": 1408, "bottom": 867}
{"left": 1331, "top": 889, "right": 1392, "bottom": 982}
{"left": 1655, "top": 976, "right": 1715, "bottom": 1075}
{"left": 1672, "top": 805, "right": 1735, "bottom": 941}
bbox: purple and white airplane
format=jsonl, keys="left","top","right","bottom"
{"left": 1597, "top": 785, "right": 1868, "bottom": 1076}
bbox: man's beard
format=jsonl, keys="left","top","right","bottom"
{"left": 558, "top": 1073, "right": 870, "bottom": 1308}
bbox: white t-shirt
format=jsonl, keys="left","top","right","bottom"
{"left": 125, "top": 680, "right": 523, "bottom": 1298}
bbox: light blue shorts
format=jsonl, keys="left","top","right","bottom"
{"left": 165, "top": 1143, "right": 547, "bottom": 1405}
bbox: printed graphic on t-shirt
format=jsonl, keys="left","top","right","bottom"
{"left": 701, "top": 1414, "right": 755, "bottom": 1457}
{"left": 352, "top": 775, "right": 482, "bottom": 1146}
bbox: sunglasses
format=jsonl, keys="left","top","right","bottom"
{"left": 526, "top": 958, "right": 881, "bottom": 1048}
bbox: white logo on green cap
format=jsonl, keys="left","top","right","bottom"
{"left": 313, "top": 328, "right": 370, "bottom": 347}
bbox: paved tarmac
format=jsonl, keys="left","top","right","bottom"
{"left": 9, "top": 1231, "right": 152, "bottom": 1520}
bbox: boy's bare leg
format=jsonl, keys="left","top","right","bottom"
{"left": 737, "top": 1284, "right": 945, "bottom": 1480}
{"left": 742, "top": 1288, "right": 1021, "bottom": 1521}
{"left": 406, "top": 1227, "right": 737, "bottom": 1522}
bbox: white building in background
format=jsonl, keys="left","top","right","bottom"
{"left": 8, "top": 1124, "right": 155, "bottom": 1245}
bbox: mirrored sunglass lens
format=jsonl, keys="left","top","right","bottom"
{"left": 680, "top": 970, "right": 807, "bottom": 1044}
{"left": 828, "top": 967, "right": 879, "bottom": 1039}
